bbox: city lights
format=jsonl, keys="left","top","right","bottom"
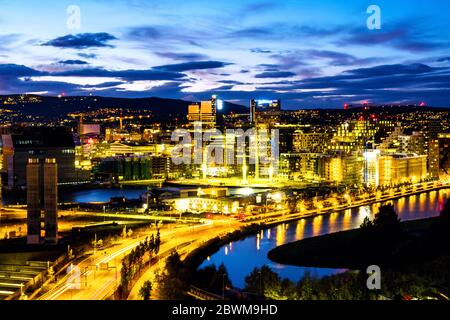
{"left": 1, "top": 0, "right": 449, "bottom": 308}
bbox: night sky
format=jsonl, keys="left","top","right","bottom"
{"left": 1, "top": 0, "right": 450, "bottom": 108}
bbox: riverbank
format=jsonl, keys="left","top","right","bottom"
{"left": 267, "top": 217, "right": 446, "bottom": 270}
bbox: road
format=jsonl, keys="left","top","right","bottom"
{"left": 37, "top": 220, "right": 238, "bottom": 300}
{"left": 127, "top": 220, "right": 240, "bottom": 300}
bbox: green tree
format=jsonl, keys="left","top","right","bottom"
{"left": 154, "top": 250, "right": 188, "bottom": 299}
{"left": 139, "top": 280, "right": 153, "bottom": 300}
{"left": 244, "top": 265, "right": 281, "bottom": 298}
{"left": 360, "top": 216, "right": 373, "bottom": 231}
{"left": 373, "top": 204, "right": 401, "bottom": 233}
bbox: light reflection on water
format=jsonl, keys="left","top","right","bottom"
{"left": 201, "top": 189, "right": 450, "bottom": 289}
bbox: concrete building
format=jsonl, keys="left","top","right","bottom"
{"left": 1, "top": 127, "right": 77, "bottom": 188}
{"left": 27, "top": 158, "right": 58, "bottom": 245}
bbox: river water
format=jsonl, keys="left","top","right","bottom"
{"left": 200, "top": 189, "right": 450, "bottom": 288}
{"left": 4, "top": 186, "right": 449, "bottom": 288}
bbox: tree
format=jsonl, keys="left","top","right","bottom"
{"left": 154, "top": 250, "right": 188, "bottom": 299}
{"left": 440, "top": 199, "right": 450, "bottom": 223}
{"left": 360, "top": 216, "right": 374, "bottom": 231}
{"left": 372, "top": 204, "right": 401, "bottom": 238}
{"left": 195, "top": 263, "right": 232, "bottom": 295}
{"left": 244, "top": 265, "right": 281, "bottom": 298}
{"left": 139, "top": 280, "right": 153, "bottom": 300}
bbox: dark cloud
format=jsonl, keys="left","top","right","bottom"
{"left": 250, "top": 48, "right": 272, "bottom": 54}
{"left": 78, "top": 53, "right": 97, "bottom": 59}
{"left": 437, "top": 57, "right": 450, "bottom": 62}
{"left": 269, "top": 49, "right": 379, "bottom": 70}
{"left": 303, "top": 50, "right": 379, "bottom": 66}
{"left": 154, "top": 52, "right": 208, "bottom": 61}
{"left": 244, "top": 1, "right": 278, "bottom": 12}
{"left": 228, "top": 27, "right": 272, "bottom": 38}
{"left": 125, "top": 25, "right": 205, "bottom": 48}
{"left": 53, "top": 67, "right": 185, "bottom": 81}
{"left": 58, "top": 60, "right": 89, "bottom": 65}
{"left": 2, "top": 61, "right": 450, "bottom": 109}
{"left": 42, "top": 33, "right": 117, "bottom": 49}
{"left": 153, "top": 61, "right": 232, "bottom": 72}
{"left": 220, "top": 80, "right": 244, "bottom": 85}
{"left": 0, "top": 64, "right": 46, "bottom": 78}
{"left": 338, "top": 25, "right": 449, "bottom": 53}
{"left": 255, "top": 71, "right": 296, "bottom": 78}
{"left": 127, "top": 26, "right": 162, "bottom": 40}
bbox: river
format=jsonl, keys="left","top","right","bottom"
{"left": 200, "top": 189, "right": 450, "bottom": 289}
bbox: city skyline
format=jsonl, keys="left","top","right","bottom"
{"left": 2, "top": 1, "right": 450, "bottom": 305}
{"left": 0, "top": 0, "right": 450, "bottom": 108}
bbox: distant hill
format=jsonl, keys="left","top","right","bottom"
{"left": 0, "top": 94, "right": 248, "bottom": 120}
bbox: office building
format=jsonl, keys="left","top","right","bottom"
{"left": 188, "top": 96, "right": 218, "bottom": 128}
{"left": 1, "top": 127, "right": 77, "bottom": 188}
{"left": 250, "top": 99, "right": 281, "bottom": 126}
{"left": 27, "top": 158, "right": 58, "bottom": 245}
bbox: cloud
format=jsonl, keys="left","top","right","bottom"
{"left": 228, "top": 27, "right": 272, "bottom": 38}
{"left": 153, "top": 61, "right": 232, "bottom": 72}
{"left": 78, "top": 53, "right": 97, "bottom": 59}
{"left": 0, "top": 64, "right": 46, "bottom": 78}
{"left": 53, "top": 67, "right": 185, "bottom": 81}
{"left": 125, "top": 25, "right": 205, "bottom": 48}
{"left": 42, "top": 33, "right": 117, "bottom": 49}
{"left": 269, "top": 49, "right": 380, "bottom": 70}
{"left": 338, "top": 24, "right": 449, "bottom": 53}
{"left": 58, "top": 60, "right": 89, "bottom": 65}
{"left": 255, "top": 71, "right": 296, "bottom": 78}
{"left": 127, "top": 26, "right": 162, "bottom": 40}
{"left": 154, "top": 52, "right": 208, "bottom": 61}
{"left": 250, "top": 48, "right": 272, "bottom": 54}
{"left": 244, "top": 1, "right": 278, "bottom": 13}
{"left": 0, "top": 34, "right": 22, "bottom": 51}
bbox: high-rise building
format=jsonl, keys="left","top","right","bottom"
{"left": 329, "top": 120, "right": 378, "bottom": 153}
{"left": 1, "top": 127, "right": 77, "bottom": 188}
{"left": 188, "top": 96, "right": 218, "bottom": 128}
{"left": 27, "top": 158, "right": 58, "bottom": 245}
{"left": 378, "top": 154, "right": 427, "bottom": 186}
{"left": 293, "top": 131, "right": 330, "bottom": 153}
{"left": 363, "top": 150, "right": 381, "bottom": 187}
{"left": 250, "top": 99, "right": 281, "bottom": 126}
{"left": 430, "top": 133, "right": 450, "bottom": 179}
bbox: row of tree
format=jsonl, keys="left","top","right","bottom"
{"left": 117, "top": 230, "right": 161, "bottom": 299}
{"left": 191, "top": 201, "right": 450, "bottom": 300}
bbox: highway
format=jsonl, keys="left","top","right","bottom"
{"left": 34, "top": 180, "right": 448, "bottom": 300}
{"left": 127, "top": 220, "right": 240, "bottom": 300}
{"left": 37, "top": 220, "right": 238, "bottom": 300}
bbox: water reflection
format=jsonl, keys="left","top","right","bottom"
{"left": 202, "top": 189, "right": 450, "bottom": 288}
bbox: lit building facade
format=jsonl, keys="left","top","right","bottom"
{"left": 188, "top": 96, "right": 218, "bottom": 128}
{"left": 378, "top": 154, "right": 427, "bottom": 186}
{"left": 250, "top": 99, "right": 281, "bottom": 126}
{"left": 1, "top": 127, "right": 77, "bottom": 188}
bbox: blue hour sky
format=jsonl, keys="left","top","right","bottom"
{"left": 1, "top": 0, "right": 450, "bottom": 108}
